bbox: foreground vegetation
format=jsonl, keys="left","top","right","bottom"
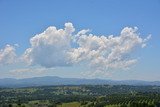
{"left": 1, "top": 85, "right": 160, "bottom": 107}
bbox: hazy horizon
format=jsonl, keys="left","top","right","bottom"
{"left": 1, "top": 75, "right": 160, "bottom": 82}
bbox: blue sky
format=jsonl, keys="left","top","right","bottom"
{"left": 0, "top": 0, "right": 160, "bottom": 80}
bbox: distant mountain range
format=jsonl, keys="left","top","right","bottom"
{"left": 0, "top": 76, "right": 160, "bottom": 87}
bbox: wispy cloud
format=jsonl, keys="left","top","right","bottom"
{"left": 9, "top": 67, "right": 55, "bottom": 78}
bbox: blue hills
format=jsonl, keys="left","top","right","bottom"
{"left": 0, "top": 76, "right": 160, "bottom": 88}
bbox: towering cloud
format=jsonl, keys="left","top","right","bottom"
{"left": 22, "top": 22, "right": 150, "bottom": 75}
{"left": 23, "top": 23, "right": 75, "bottom": 67}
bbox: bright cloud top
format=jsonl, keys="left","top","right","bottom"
{"left": 21, "top": 22, "right": 150, "bottom": 73}
{"left": 23, "top": 23, "right": 75, "bottom": 67}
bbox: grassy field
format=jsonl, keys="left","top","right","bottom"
{"left": 57, "top": 102, "right": 81, "bottom": 107}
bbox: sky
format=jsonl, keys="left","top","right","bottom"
{"left": 0, "top": 0, "right": 160, "bottom": 81}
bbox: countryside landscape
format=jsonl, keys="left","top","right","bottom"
{"left": 1, "top": 76, "right": 160, "bottom": 107}
{"left": 0, "top": 0, "right": 160, "bottom": 107}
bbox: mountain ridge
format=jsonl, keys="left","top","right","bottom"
{"left": 0, "top": 76, "right": 160, "bottom": 87}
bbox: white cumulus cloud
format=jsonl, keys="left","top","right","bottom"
{"left": 0, "top": 44, "right": 17, "bottom": 66}
{"left": 22, "top": 22, "right": 151, "bottom": 76}
{"left": 69, "top": 27, "right": 150, "bottom": 72}
{"left": 23, "top": 22, "right": 75, "bottom": 67}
